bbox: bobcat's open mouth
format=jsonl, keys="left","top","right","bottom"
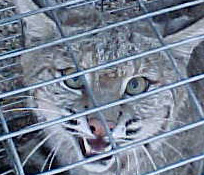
{"left": 78, "top": 137, "right": 115, "bottom": 172}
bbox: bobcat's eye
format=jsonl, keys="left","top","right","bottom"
{"left": 64, "top": 77, "right": 83, "bottom": 89}
{"left": 61, "top": 69, "right": 83, "bottom": 89}
{"left": 125, "top": 77, "right": 149, "bottom": 95}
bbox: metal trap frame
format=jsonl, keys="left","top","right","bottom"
{"left": 0, "top": 0, "right": 204, "bottom": 175}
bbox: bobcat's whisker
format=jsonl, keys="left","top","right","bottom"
{"left": 1, "top": 95, "right": 58, "bottom": 109}
{"left": 41, "top": 146, "right": 56, "bottom": 172}
{"left": 113, "top": 139, "right": 132, "bottom": 144}
{"left": 150, "top": 118, "right": 185, "bottom": 125}
{"left": 162, "top": 140, "right": 183, "bottom": 159}
{"left": 127, "top": 153, "right": 130, "bottom": 172}
{"left": 15, "top": 95, "right": 56, "bottom": 105}
{"left": 133, "top": 150, "right": 140, "bottom": 175}
{"left": 48, "top": 140, "right": 64, "bottom": 171}
{"left": 22, "top": 132, "right": 57, "bottom": 167}
{"left": 158, "top": 149, "right": 167, "bottom": 163}
{"left": 1, "top": 99, "right": 25, "bottom": 108}
{"left": 0, "top": 155, "right": 6, "bottom": 159}
{"left": 142, "top": 145, "right": 157, "bottom": 171}
{"left": 157, "top": 128, "right": 181, "bottom": 140}
{"left": 3, "top": 107, "right": 70, "bottom": 116}
{"left": 17, "top": 130, "right": 45, "bottom": 140}
{"left": 133, "top": 114, "right": 184, "bottom": 125}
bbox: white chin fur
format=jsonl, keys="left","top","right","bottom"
{"left": 83, "top": 156, "right": 115, "bottom": 173}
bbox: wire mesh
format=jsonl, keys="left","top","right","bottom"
{"left": 0, "top": 0, "right": 204, "bottom": 175}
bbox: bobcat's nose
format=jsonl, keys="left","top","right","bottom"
{"left": 89, "top": 118, "right": 116, "bottom": 137}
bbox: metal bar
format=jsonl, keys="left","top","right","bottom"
{"left": 0, "top": 48, "right": 23, "bottom": 57}
{"left": 1, "top": 99, "right": 25, "bottom": 108}
{"left": 0, "top": 109, "right": 25, "bottom": 175}
{"left": 0, "top": 34, "right": 21, "bottom": 43}
{"left": 0, "top": 20, "right": 20, "bottom": 27}
{"left": 44, "top": 0, "right": 121, "bottom": 172}
{"left": 0, "top": 73, "right": 204, "bottom": 142}
{"left": 108, "top": 0, "right": 185, "bottom": 14}
{"left": 0, "top": 0, "right": 201, "bottom": 26}
{"left": 0, "top": 6, "right": 16, "bottom": 13}
{"left": 0, "top": 63, "right": 20, "bottom": 71}
{"left": 138, "top": 0, "right": 204, "bottom": 117}
{"left": 0, "top": 0, "right": 99, "bottom": 25}
{"left": 138, "top": 2, "right": 204, "bottom": 174}
{"left": 0, "top": 169, "right": 13, "bottom": 175}
{"left": 108, "top": 3, "right": 139, "bottom": 14}
{"left": 33, "top": 121, "right": 204, "bottom": 175}
{"left": 142, "top": 154, "right": 204, "bottom": 175}
{"left": 0, "top": 33, "right": 203, "bottom": 99}
{"left": 0, "top": 148, "right": 5, "bottom": 153}
{"left": 46, "top": 0, "right": 118, "bottom": 143}
{"left": 0, "top": 75, "right": 23, "bottom": 84}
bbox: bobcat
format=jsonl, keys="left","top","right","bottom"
{"left": 1, "top": 0, "right": 204, "bottom": 174}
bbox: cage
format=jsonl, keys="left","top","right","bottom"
{"left": 0, "top": 0, "right": 204, "bottom": 175}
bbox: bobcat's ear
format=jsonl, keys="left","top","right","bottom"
{"left": 164, "top": 18, "right": 204, "bottom": 67}
{"left": 14, "top": 0, "right": 58, "bottom": 46}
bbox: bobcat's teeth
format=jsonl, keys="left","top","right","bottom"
{"left": 83, "top": 138, "right": 91, "bottom": 154}
{"left": 104, "top": 145, "right": 112, "bottom": 152}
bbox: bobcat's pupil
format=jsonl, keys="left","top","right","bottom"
{"left": 130, "top": 79, "right": 138, "bottom": 88}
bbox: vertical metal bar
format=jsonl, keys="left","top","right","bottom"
{"left": 0, "top": 109, "right": 25, "bottom": 175}
{"left": 42, "top": 0, "right": 121, "bottom": 173}
{"left": 138, "top": 0, "right": 204, "bottom": 117}
{"left": 138, "top": 1, "right": 204, "bottom": 174}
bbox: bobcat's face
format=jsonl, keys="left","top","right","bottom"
{"left": 16, "top": 0, "right": 187, "bottom": 174}
{"left": 22, "top": 36, "right": 177, "bottom": 173}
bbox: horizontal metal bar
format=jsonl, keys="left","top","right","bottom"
{"left": 108, "top": 4, "right": 139, "bottom": 14}
{"left": 0, "top": 169, "right": 13, "bottom": 175}
{"left": 0, "top": 6, "right": 16, "bottom": 13}
{"left": 0, "top": 148, "right": 5, "bottom": 153}
{"left": 0, "top": 48, "right": 23, "bottom": 57}
{"left": 0, "top": 19, "right": 20, "bottom": 27}
{"left": 0, "top": 34, "right": 21, "bottom": 43}
{"left": 0, "top": 63, "right": 20, "bottom": 71}
{"left": 0, "top": 75, "right": 23, "bottom": 84}
{"left": 1, "top": 0, "right": 203, "bottom": 27}
{"left": 0, "top": 0, "right": 204, "bottom": 61}
{"left": 63, "top": 0, "right": 99, "bottom": 9}
{"left": 0, "top": 0, "right": 98, "bottom": 25}
{"left": 0, "top": 73, "right": 204, "bottom": 142}
{"left": 0, "top": 33, "right": 203, "bottom": 99}
{"left": 1, "top": 99, "right": 25, "bottom": 108}
{"left": 36, "top": 119, "right": 204, "bottom": 175}
{"left": 143, "top": 154, "right": 204, "bottom": 175}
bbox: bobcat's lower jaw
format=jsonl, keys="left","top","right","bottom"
{"left": 79, "top": 137, "right": 115, "bottom": 172}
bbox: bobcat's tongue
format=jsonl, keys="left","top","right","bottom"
{"left": 88, "top": 138, "right": 109, "bottom": 152}
{"left": 80, "top": 137, "right": 115, "bottom": 173}
{"left": 79, "top": 137, "right": 111, "bottom": 157}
